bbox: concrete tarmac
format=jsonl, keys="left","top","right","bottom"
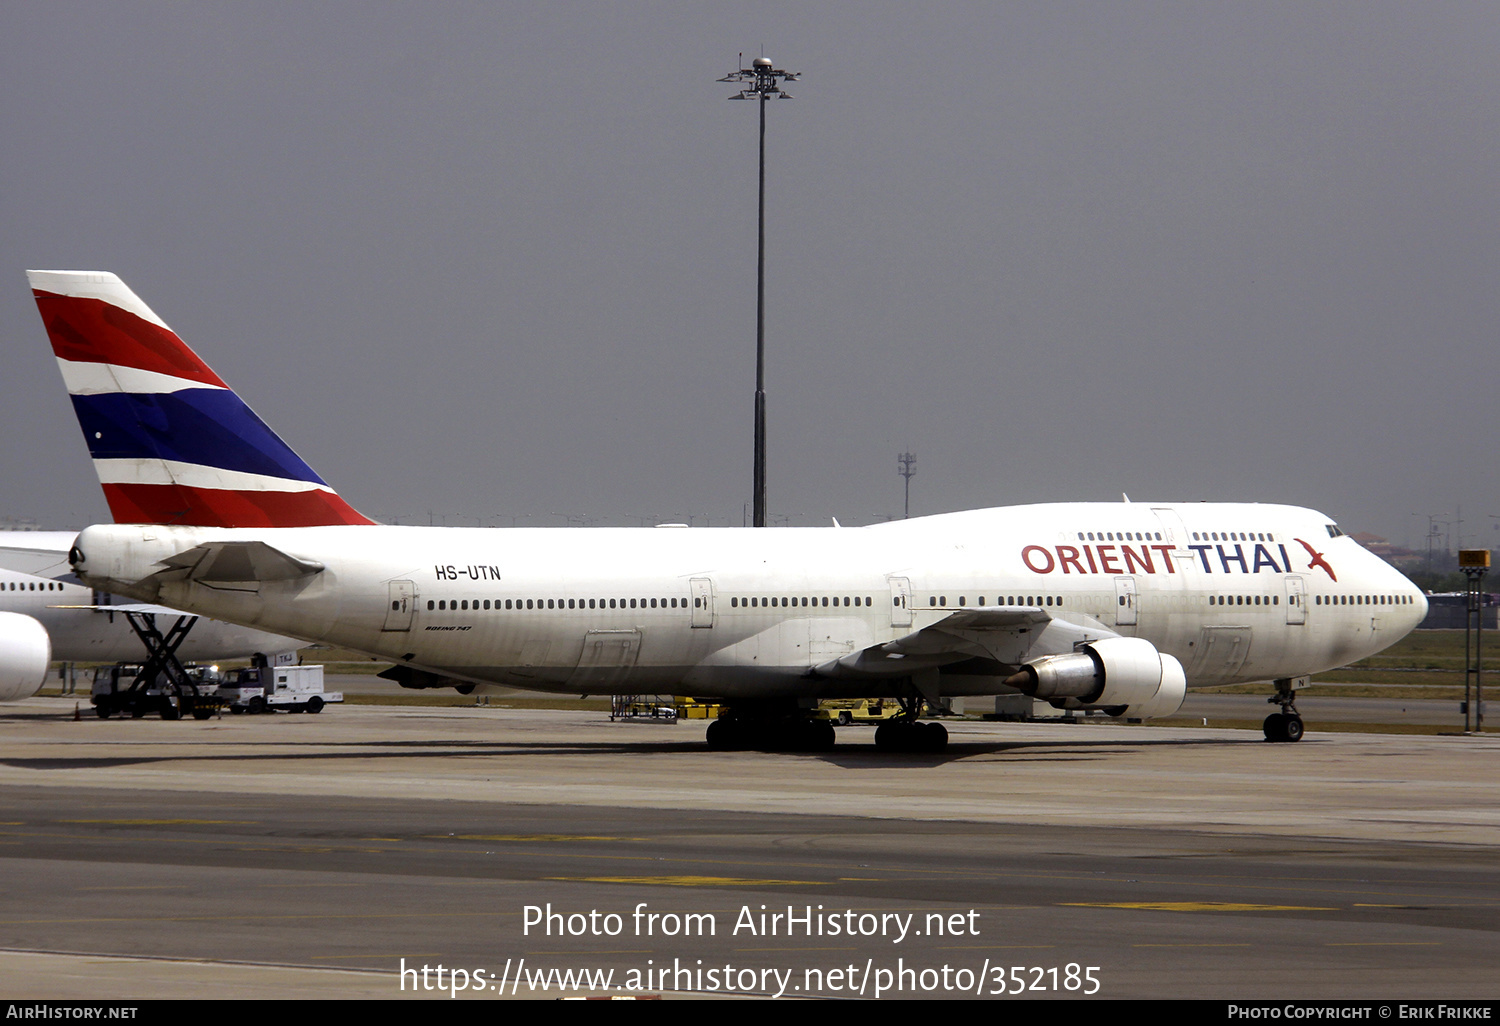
{"left": 1178, "top": 692, "right": 1473, "bottom": 728}
{"left": 0, "top": 698, "right": 1496, "bottom": 1001}
{"left": 320, "top": 673, "right": 1480, "bottom": 727}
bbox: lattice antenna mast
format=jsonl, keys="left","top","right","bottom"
{"left": 898, "top": 451, "right": 916, "bottom": 519}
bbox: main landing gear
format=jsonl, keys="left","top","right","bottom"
{"left": 705, "top": 708, "right": 835, "bottom": 752}
{"left": 874, "top": 718, "right": 948, "bottom": 753}
{"left": 871, "top": 694, "right": 948, "bottom": 752}
{"left": 1263, "top": 677, "right": 1307, "bottom": 743}
{"left": 703, "top": 694, "right": 950, "bottom": 755}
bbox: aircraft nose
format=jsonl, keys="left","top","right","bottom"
{"left": 1385, "top": 562, "right": 1427, "bottom": 626}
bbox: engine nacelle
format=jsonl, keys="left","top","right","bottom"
{"left": 0, "top": 613, "right": 51, "bottom": 702}
{"left": 1007, "top": 636, "right": 1185, "bottom": 719}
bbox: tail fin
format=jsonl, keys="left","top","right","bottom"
{"left": 28, "top": 270, "right": 373, "bottom": 528}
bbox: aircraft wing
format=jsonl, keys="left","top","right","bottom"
{"left": 813, "top": 607, "right": 1117, "bottom": 679}
{"left": 0, "top": 531, "right": 79, "bottom": 577}
{"left": 47, "top": 602, "right": 202, "bottom": 616}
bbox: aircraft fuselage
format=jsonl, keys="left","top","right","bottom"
{"left": 69, "top": 501, "right": 1427, "bottom": 702}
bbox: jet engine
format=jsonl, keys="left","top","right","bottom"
{"left": 1005, "top": 636, "right": 1185, "bottom": 719}
{"left": 0, "top": 612, "right": 52, "bottom": 702}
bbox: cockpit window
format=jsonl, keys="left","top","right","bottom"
{"left": 1326, "top": 524, "right": 1345, "bottom": 538}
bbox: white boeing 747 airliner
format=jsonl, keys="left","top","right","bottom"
{"left": 28, "top": 270, "right": 1427, "bottom": 749}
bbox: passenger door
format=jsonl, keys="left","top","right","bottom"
{"left": 1284, "top": 575, "right": 1307, "bottom": 626}
{"left": 1114, "top": 576, "right": 1138, "bottom": 626}
{"left": 690, "top": 578, "right": 715, "bottom": 628}
{"left": 383, "top": 580, "right": 416, "bottom": 631}
{"left": 888, "top": 577, "right": 912, "bottom": 628}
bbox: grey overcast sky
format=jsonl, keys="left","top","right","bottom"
{"left": 3, "top": 2, "right": 1497, "bottom": 548}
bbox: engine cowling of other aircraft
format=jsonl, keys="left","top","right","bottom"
{"left": 1005, "top": 636, "right": 1186, "bottom": 719}
{"left": 0, "top": 612, "right": 52, "bottom": 702}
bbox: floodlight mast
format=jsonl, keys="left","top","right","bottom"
{"left": 720, "top": 55, "right": 798, "bottom": 528}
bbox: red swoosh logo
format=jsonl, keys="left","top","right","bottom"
{"left": 1295, "top": 538, "right": 1337, "bottom": 581}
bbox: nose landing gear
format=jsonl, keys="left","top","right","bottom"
{"left": 1262, "top": 711, "right": 1304, "bottom": 742}
{"left": 1264, "top": 676, "right": 1308, "bottom": 742}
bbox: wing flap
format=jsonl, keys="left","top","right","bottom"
{"left": 813, "top": 606, "right": 1053, "bottom": 679}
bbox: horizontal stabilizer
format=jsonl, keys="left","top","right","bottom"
{"left": 156, "top": 541, "right": 324, "bottom": 586}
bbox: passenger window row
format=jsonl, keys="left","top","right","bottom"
{"left": 426, "top": 597, "right": 687, "bottom": 612}
{"left": 418, "top": 590, "right": 1417, "bottom": 615}
{"left": 730, "top": 596, "right": 870, "bottom": 608}
{"left": 1315, "top": 595, "right": 1413, "bottom": 606}
{"left": 928, "top": 595, "right": 1063, "bottom": 607}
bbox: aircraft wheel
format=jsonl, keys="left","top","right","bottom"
{"left": 815, "top": 720, "right": 836, "bottom": 750}
{"left": 874, "top": 721, "right": 913, "bottom": 752}
{"left": 787, "top": 720, "right": 826, "bottom": 752}
{"left": 796, "top": 720, "right": 835, "bottom": 752}
{"left": 1283, "top": 716, "right": 1304, "bottom": 743}
{"left": 705, "top": 717, "right": 726, "bottom": 749}
{"left": 876, "top": 721, "right": 945, "bottom": 753}
{"left": 1263, "top": 713, "right": 1286, "bottom": 741}
{"left": 306, "top": 696, "right": 324, "bottom": 715}
{"left": 923, "top": 721, "right": 949, "bottom": 752}
{"left": 706, "top": 717, "right": 740, "bottom": 751}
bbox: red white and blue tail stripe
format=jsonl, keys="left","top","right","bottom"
{"left": 28, "top": 270, "right": 373, "bottom": 528}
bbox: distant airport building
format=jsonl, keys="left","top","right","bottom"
{"left": 1350, "top": 531, "right": 1423, "bottom": 570}
{"left": 1348, "top": 532, "right": 1496, "bottom": 628}
{"left": 1418, "top": 593, "right": 1497, "bottom": 630}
